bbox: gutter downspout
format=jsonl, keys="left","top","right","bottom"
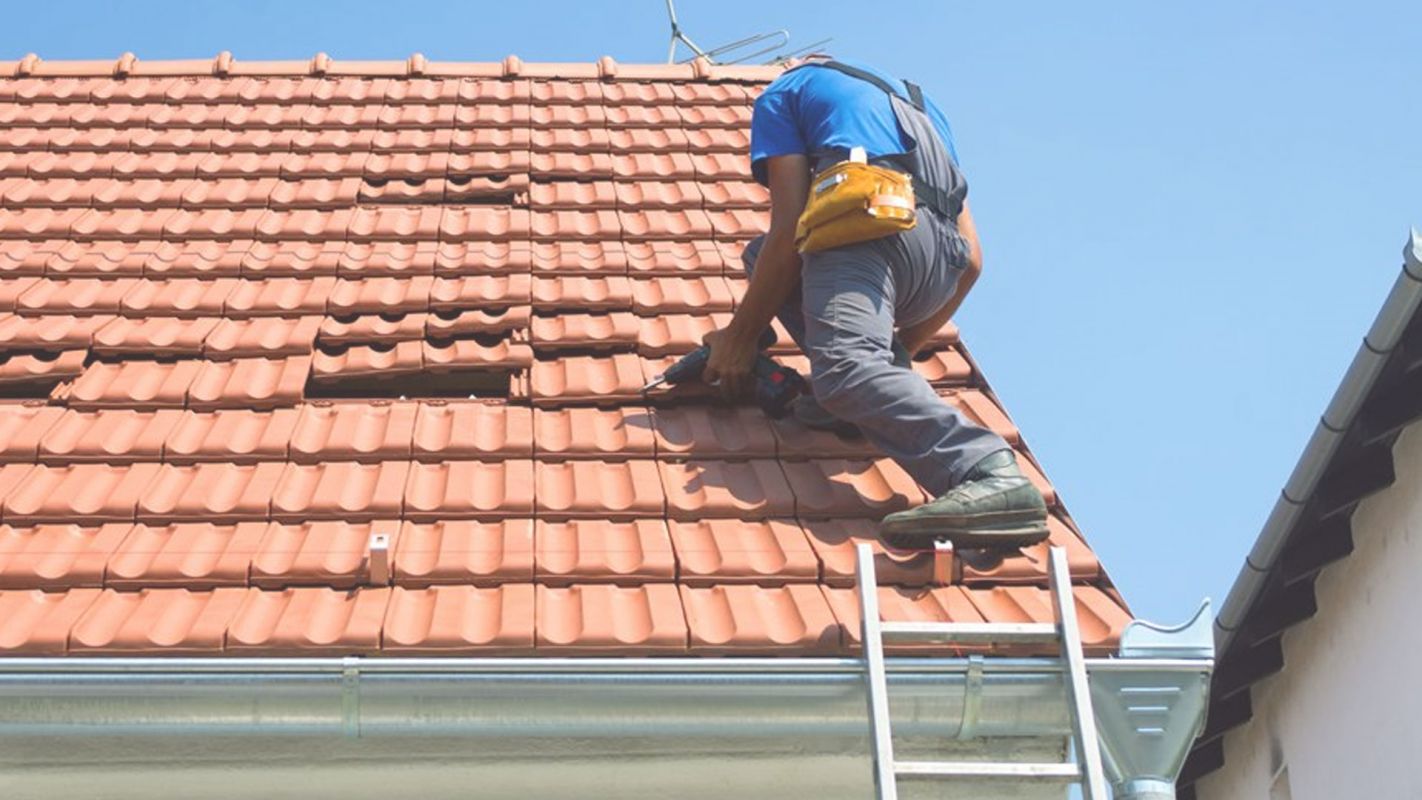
{"left": 1215, "top": 229, "right": 1422, "bottom": 646}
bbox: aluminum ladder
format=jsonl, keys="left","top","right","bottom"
{"left": 855, "top": 543, "right": 1108, "bottom": 800}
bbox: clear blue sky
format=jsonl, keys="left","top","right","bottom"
{"left": 8, "top": 1, "right": 1419, "bottom": 623}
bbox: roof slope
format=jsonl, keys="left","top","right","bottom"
{"left": 0, "top": 55, "right": 1127, "bottom": 657}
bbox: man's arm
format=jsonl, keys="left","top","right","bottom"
{"left": 897, "top": 199, "right": 983, "bottom": 354}
{"left": 703, "top": 154, "right": 811, "bottom": 399}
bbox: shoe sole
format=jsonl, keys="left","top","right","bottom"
{"left": 880, "top": 511, "right": 1050, "bottom": 551}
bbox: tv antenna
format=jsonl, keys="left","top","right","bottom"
{"left": 664, "top": 0, "right": 832, "bottom": 65}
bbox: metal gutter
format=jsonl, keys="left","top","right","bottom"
{"left": 1214, "top": 228, "right": 1422, "bottom": 642}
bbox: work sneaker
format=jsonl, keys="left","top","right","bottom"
{"left": 879, "top": 449, "right": 1049, "bottom": 550}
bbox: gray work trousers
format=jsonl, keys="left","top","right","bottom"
{"left": 742, "top": 212, "right": 1008, "bottom": 496}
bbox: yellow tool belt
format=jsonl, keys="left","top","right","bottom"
{"left": 794, "top": 154, "right": 917, "bottom": 254}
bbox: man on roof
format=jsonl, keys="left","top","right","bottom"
{"left": 703, "top": 57, "right": 1050, "bottom": 550}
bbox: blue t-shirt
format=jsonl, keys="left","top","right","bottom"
{"left": 749, "top": 59, "right": 959, "bottom": 186}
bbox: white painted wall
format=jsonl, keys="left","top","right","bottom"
{"left": 1195, "top": 421, "right": 1422, "bottom": 799}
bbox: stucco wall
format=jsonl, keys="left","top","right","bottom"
{"left": 1195, "top": 421, "right": 1422, "bottom": 799}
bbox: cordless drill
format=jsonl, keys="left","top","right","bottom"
{"left": 640, "top": 329, "right": 807, "bottom": 418}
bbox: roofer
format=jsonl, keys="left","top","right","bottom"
{"left": 702, "top": 57, "right": 1050, "bottom": 549}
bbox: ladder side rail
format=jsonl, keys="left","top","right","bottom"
{"left": 856, "top": 543, "right": 899, "bottom": 800}
{"left": 1048, "top": 546, "right": 1109, "bottom": 800}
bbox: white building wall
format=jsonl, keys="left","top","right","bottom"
{"left": 1195, "top": 421, "right": 1422, "bottom": 799}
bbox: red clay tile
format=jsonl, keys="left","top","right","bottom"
{"left": 402, "top": 460, "right": 535, "bottom": 519}
{"left": 699, "top": 180, "right": 769, "bottom": 207}
{"left": 536, "top": 584, "right": 687, "bottom": 654}
{"left": 0, "top": 349, "right": 87, "bottom": 386}
{"left": 530, "top": 275, "right": 632, "bottom": 311}
{"left": 526, "top": 354, "right": 645, "bottom": 405}
{"left": 619, "top": 209, "right": 715, "bottom": 239}
{"left": 426, "top": 306, "right": 532, "bottom": 337}
{"left": 106, "top": 521, "right": 267, "bottom": 588}
{"left": 533, "top": 407, "right": 656, "bottom": 459}
{"left": 65, "top": 359, "right": 202, "bottom": 409}
{"left": 626, "top": 241, "right": 733, "bottom": 276}
{"left": 203, "top": 315, "right": 321, "bottom": 358}
{"left": 37, "top": 408, "right": 182, "bottom": 463}
{"left": 782, "top": 458, "right": 929, "bottom": 519}
{"left": 529, "top": 151, "right": 614, "bottom": 178}
{"left": 289, "top": 401, "right": 416, "bottom": 462}
{"left": 912, "top": 349, "right": 973, "bottom": 386}
{"left": 670, "top": 519, "right": 818, "bottom": 585}
{"left": 69, "top": 588, "right": 246, "bottom": 654}
{"left": 706, "top": 208, "right": 769, "bottom": 239}
{"left": 270, "top": 461, "right": 410, "bottom": 522}
{"left": 15, "top": 277, "right": 139, "bottom": 314}
{"left": 91, "top": 316, "right": 219, "bottom": 355}
{"left": 186, "top": 355, "right": 310, "bottom": 409}
{"left": 613, "top": 152, "right": 696, "bottom": 180}
{"left": 769, "top": 415, "right": 879, "bottom": 460}
{"left": 527, "top": 181, "right": 617, "bottom": 209}
{"left": 393, "top": 519, "right": 535, "bottom": 586}
{"left": 161, "top": 207, "right": 265, "bottom": 239}
{"left": 162, "top": 408, "right": 298, "bottom": 463}
{"left": 531, "top": 210, "right": 622, "bottom": 240}
{"left": 536, "top": 519, "right": 675, "bottom": 584}
{"left": 0, "top": 278, "right": 41, "bottom": 311}
{"left": 535, "top": 460, "right": 665, "bottom": 519}
{"left": 434, "top": 241, "right": 533, "bottom": 275}
{"left": 960, "top": 585, "right": 1131, "bottom": 656}
{"left": 631, "top": 276, "right": 734, "bottom": 314}
{"left": 682, "top": 584, "right": 839, "bottom": 654}
{"left": 429, "top": 274, "right": 533, "bottom": 310}
{"left": 529, "top": 242, "right": 629, "bottom": 275}
{"left": 438, "top": 207, "right": 530, "bottom": 242}
{"left": 423, "top": 338, "right": 533, "bottom": 372}
{"left": 613, "top": 181, "right": 704, "bottom": 209}
{"left": 312, "top": 341, "right": 423, "bottom": 381}
{"left": 223, "top": 276, "right": 337, "bottom": 317}
{"left": 226, "top": 587, "right": 390, "bottom": 654}
{"left": 660, "top": 459, "right": 795, "bottom": 520}
{"left": 650, "top": 405, "right": 777, "bottom": 458}
{"left": 383, "top": 584, "right": 536, "bottom": 654}
{"left": 959, "top": 515, "right": 1100, "bottom": 585}
{"left": 136, "top": 461, "right": 283, "bottom": 523}
{"left": 2, "top": 462, "right": 160, "bottom": 523}
{"left": 0, "top": 404, "right": 65, "bottom": 461}
{"left": 800, "top": 518, "right": 942, "bottom": 588}
{"left": 118, "top": 278, "right": 236, "bottom": 318}
{"left": 240, "top": 241, "right": 343, "bottom": 277}
{"left": 338, "top": 241, "right": 438, "bottom": 277}
{"left": 51, "top": 240, "right": 158, "bottom": 277}
{"left": 410, "top": 402, "right": 533, "bottom": 459}
{"left": 327, "top": 276, "right": 433, "bottom": 315}
{"left": 0, "top": 588, "right": 101, "bottom": 654}
{"left": 251, "top": 519, "right": 402, "bottom": 589}
{"left": 636, "top": 311, "right": 731, "bottom": 356}
{"left": 825, "top": 585, "right": 988, "bottom": 654}
{"left": 530, "top": 311, "right": 640, "bottom": 351}
{"left": 1015, "top": 449, "right": 1058, "bottom": 506}
{"left": 141, "top": 241, "right": 253, "bottom": 281}
{"left": 319, "top": 312, "right": 427, "bottom": 345}
{"left": 0, "top": 522, "right": 131, "bottom": 589}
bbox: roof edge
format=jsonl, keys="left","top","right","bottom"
{"left": 0, "top": 52, "right": 787, "bottom": 82}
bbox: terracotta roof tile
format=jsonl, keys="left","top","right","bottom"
{"left": 825, "top": 586, "right": 990, "bottom": 654}
{"left": 162, "top": 408, "right": 298, "bottom": 463}
{"left": 535, "top": 584, "right": 686, "bottom": 653}
{"left": 393, "top": 519, "right": 534, "bottom": 586}
{"left": 106, "top": 521, "right": 267, "bottom": 588}
{"left": 535, "top": 519, "right": 675, "bottom": 584}
{"left": 36, "top": 408, "right": 182, "bottom": 463}
{"left": 0, "top": 59, "right": 1125, "bottom": 658}
{"left": 682, "top": 584, "right": 840, "bottom": 654}
{"left": 0, "top": 522, "right": 132, "bottom": 589}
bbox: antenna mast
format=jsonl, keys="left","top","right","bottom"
{"left": 664, "top": 0, "right": 829, "bottom": 65}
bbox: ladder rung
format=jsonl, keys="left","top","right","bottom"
{"left": 894, "top": 761, "right": 1081, "bottom": 782}
{"left": 879, "top": 621, "right": 1059, "bottom": 645}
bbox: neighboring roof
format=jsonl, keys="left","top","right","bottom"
{"left": 0, "top": 55, "right": 1128, "bottom": 658}
{"left": 1178, "top": 231, "right": 1422, "bottom": 795}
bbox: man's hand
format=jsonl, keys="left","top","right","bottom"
{"left": 701, "top": 327, "right": 759, "bottom": 401}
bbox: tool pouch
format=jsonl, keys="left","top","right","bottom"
{"left": 794, "top": 157, "right": 917, "bottom": 254}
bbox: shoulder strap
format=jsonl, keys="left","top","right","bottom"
{"left": 800, "top": 62, "right": 954, "bottom": 216}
